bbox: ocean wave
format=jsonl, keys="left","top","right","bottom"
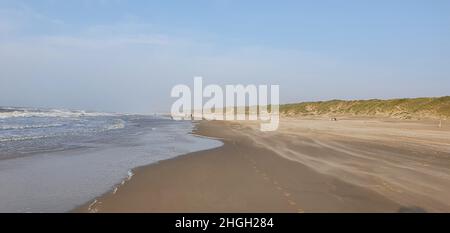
{"left": 0, "top": 121, "right": 127, "bottom": 142}
{"left": 104, "top": 120, "right": 126, "bottom": 131}
{"left": 0, "top": 135, "right": 51, "bottom": 143}
{"left": 0, "top": 107, "right": 117, "bottom": 119}
{"left": 0, "top": 123, "right": 64, "bottom": 130}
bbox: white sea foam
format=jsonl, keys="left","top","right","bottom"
{"left": 0, "top": 123, "right": 64, "bottom": 130}
{"left": 87, "top": 199, "right": 99, "bottom": 213}
{"left": 0, "top": 107, "right": 117, "bottom": 119}
{"left": 104, "top": 120, "right": 126, "bottom": 131}
{"left": 0, "top": 135, "right": 51, "bottom": 142}
{"left": 127, "top": 170, "right": 134, "bottom": 180}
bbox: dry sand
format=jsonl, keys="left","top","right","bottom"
{"left": 76, "top": 118, "right": 450, "bottom": 213}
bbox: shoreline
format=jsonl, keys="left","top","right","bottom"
{"left": 70, "top": 121, "right": 223, "bottom": 213}
{"left": 74, "top": 119, "right": 426, "bottom": 213}
{"left": 0, "top": 116, "right": 221, "bottom": 213}
{"left": 73, "top": 121, "right": 230, "bottom": 213}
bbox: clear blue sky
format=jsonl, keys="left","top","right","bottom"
{"left": 1, "top": 0, "right": 449, "bottom": 113}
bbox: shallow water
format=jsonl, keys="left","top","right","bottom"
{"left": 0, "top": 107, "right": 222, "bottom": 212}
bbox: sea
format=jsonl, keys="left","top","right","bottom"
{"left": 0, "top": 107, "right": 222, "bottom": 212}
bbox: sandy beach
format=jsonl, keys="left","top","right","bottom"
{"left": 75, "top": 117, "right": 450, "bottom": 213}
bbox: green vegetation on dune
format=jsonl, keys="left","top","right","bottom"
{"left": 280, "top": 96, "right": 450, "bottom": 119}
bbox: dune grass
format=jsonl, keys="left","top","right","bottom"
{"left": 280, "top": 96, "right": 450, "bottom": 119}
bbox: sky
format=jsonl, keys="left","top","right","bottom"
{"left": 0, "top": 0, "right": 449, "bottom": 113}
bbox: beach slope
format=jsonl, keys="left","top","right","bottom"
{"left": 74, "top": 118, "right": 450, "bottom": 212}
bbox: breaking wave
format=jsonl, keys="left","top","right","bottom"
{"left": 0, "top": 107, "right": 117, "bottom": 119}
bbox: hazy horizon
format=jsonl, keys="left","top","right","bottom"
{"left": 1, "top": 0, "right": 450, "bottom": 113}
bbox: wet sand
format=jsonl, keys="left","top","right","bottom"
{"left": 76, "top": 118, "right": 450, "bottom": 213}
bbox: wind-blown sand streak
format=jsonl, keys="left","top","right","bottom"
{"left": 234, "top": 118, "right": 450, "bottom": 212}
